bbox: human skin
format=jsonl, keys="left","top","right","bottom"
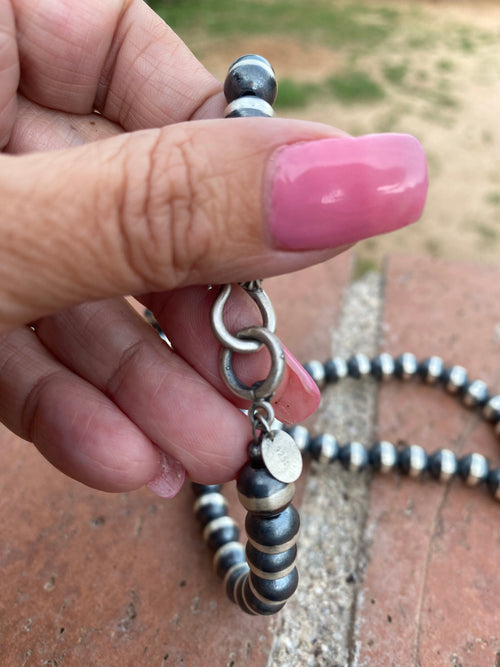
{"left": 0, "top": 0, "right": 427, "bottom": 497}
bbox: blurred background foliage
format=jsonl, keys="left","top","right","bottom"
{"left": 146, "top": 0, "right": 500, "bottom": 273}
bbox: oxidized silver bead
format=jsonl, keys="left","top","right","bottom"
{"left": 394, "top": 353, "right": 419, "bottom": 380}
{"left": 224, "top": 55, "right": 277, "bottom": 105}
{"left": 338, "top": 442, "right": 368, "bottom": 472}
{"left": 483, "top": 394, "right": 500, "bottom": 423}
{"left": 245, "top": 505, "right": 300, "bottom": 554}
{"left": 203, "top": 515, "right": 240, "bottom": 550}
{"left": 225, "top": 562, "right": 250, "bottom": 604}
{"left": 213, "top": 541, "right": 246, "bottom": 579}
{"left": 310, "top": 433, "right": 339, "bottom": 464}
{"left": 371, "top": 353, "right": 395, "bottom": 381}
{"left": 419, "top": 356, "right": 445, "bottom": 385}
{"left": 285, "top": 424, "right": 310, "bottom": 454}
{"left": 249, "top": 567, "right": 299, "bottom": 604}
{"left": 369, "top": 441, "right": 397, "bottom": 473}
{"left": 441, "top": 365, "right": 468, "bottom": 394}
{"left": 458, "top": 453, "right": 489, "bottom": 486}
{"left": 242, "top": 576, "right": 285, "bottom": 616}
{"left": 224, "top": 96, "right": 275, "bottom": 118}
{"left": 193, "top": 491, "right": 228, "bottom": 527}
{"left": 427, "top": 449, "right": 457, "bottom": 482}
{"left": 192, "top": 483, "right": 223, "bottom": 497}
{"left": 487, "top": 469, "right": 500, "bottom": 501}
{"left": 237, "top": 463, "right": 295, "bottom": 516}
{"left": 303, "top": 360, "right": 326, "bottom": 388}
{"left": 463, "top": 380, "right": 489, "bottom": 408}
{"left": 347, "top": 353, "right": 371, "bottom": 379}
{"left": 398, "top": 444, "right": 428, "bottom": 478}
{"left": 246, "top": 542, "right": 297, "bottom": 580}
{"left": 324, "top": 357, "right": 348, "bottom": 383}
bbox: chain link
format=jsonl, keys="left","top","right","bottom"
{"left": 211, "top": 283, "right": 284, "bottom": 403}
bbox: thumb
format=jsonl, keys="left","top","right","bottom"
{"left": 0, "top": 119, "right": 427, "bottom": 330}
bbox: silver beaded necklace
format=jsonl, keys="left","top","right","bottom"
{"left": 151, "top": 55, "right": 500, "bottom": 617}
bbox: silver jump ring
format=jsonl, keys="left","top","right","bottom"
{"left": 219, "top": 326, "right": 285, "bottom": 400}
{"left": 210, "top": 284, "right": 277, "bottom": 355}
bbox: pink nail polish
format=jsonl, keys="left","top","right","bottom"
{"left": 147, "top": 451, "right": 186, "bottom": 498}
{"left": 268, "top": 133, "right": 428, "bottom": 250}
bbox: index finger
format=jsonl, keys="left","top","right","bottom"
{"left": 13, "top": 0, "right": 224, "bottom": 129}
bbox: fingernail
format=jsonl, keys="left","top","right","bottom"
{"left": 273, "top": 346, "right": 321, "bottom": 423}
{"left": 147, "top": 451, "right": 186, "bottom": 498}
{"left": 268, "top": 133, "right": 427, "bottom": 250}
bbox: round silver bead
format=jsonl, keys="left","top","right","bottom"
{"left": 203, "top": 515, "right": 239, "bottom": 550}
{"left": 224, "top": 55, "right": 277, "bottom": 105}
{"left": 213, "top": 541, "right": 246, "bottom": 579}
{"left": 310, "top": 433, "right": 339, "bottom": 465}
{"left": 224, "top": 97, "right": 274, "bottom": 118}
{"left": 419, "top": 356, "right": 444, "bottom": 385}
{"left": 285, "top": 424, "right": 310, "bottom": 454}
{"left": 339, "top": 442, "right": 368, "bottom": 472}
{"left": 225, "top": 562, "right": 249, "bottom": 604}
{"left": 303, "top": 360, "right": 326, "bottom": 389}
{"left": 394, "top": 353, "right": 419, "bottom": 380}
{"left": 347, "top": 353, "right": 371, "bottom": 379}
{"left": 193, "top": 491, "right": 228, "bottom": 527}
{"left": 370, "top": 441, "right": 397, "bottom": 473}
{"left": 371, "top": 353, "right": 395, "bottom": 381}
{"left": 428, "top": 448, "right": 457, "bottom": 482}
{"left": 487, "top": 469, "right": 500, "bottom": 501}
{"left": 483, "top": 394, "right": 500, "bottom": 423}
{"left": 324, "top": 357, "right": 348, "bottom": 383}
{"left": 442, "top": 365, "right": 468, "bottom": 394}
{"left": 458, "top": 453, "right": 489, "bottom": 486}
{"left": 398, "top": 444, "right": 428, "bottom": 478}
{"left": 463, "top": 380, "right": 489, "bottom": 408}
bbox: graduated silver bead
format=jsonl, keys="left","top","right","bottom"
{"left": 463, "top": 380, "right": 489, "bottom": 408}
{"left": 311, "top": 433, "right": 339, "bottom": 465}
{"left": 303, "top": 360, "right": 326, "bottom": 388}
{"left": 372, "top": 440, "right": 398, "bottom": 473}
{"left": 434, "top": 449, "right": 458, "bottom": 482}
{"left": 421, "top": 356, "right": 444, "bottom": 384}
{"left": 286, "top": 424, "right": 310, "bottom": 454}
{"left": 396, "top": 353, "right": 419, "bottom": 380}
{"left": 483, "top": 394, "right": 500, "bottom": 422}
{"left": 444, "top": 365, "right": 468, "bottom": 394}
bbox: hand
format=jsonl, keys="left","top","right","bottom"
{"left": 0, "top": 0, "right": 427, "bottom": 497}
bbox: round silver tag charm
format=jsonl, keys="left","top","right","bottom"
{"left": 261, "top": 430, "right": 303, "bottom": 484}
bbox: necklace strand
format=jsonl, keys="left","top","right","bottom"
{"left": 192, "top": 353, "right": 500, "bottom": 616}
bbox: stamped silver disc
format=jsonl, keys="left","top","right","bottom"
{"left": 261, "top": 430, "right": 303, "bottom": 484}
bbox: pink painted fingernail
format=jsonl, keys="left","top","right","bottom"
{"left": 268, "top": 133, "right": 427, "bottom": 250}
{"left": 147, "top": 451, "right": 186, "bottom": 498}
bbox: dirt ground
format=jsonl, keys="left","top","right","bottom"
{"left": 197, "top": 0, "right": 500, "bottom": 271}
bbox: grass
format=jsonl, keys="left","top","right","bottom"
{"left": 147, "top": 0, "right": 399, "bottom": 49}
{"left": 274, "top": 79, "right": 320, "bottom": 109}
{"left": 486, "top": 192, "right": 500, "bottom": 206}
{"left": 328, "top": 70, "right": 385, "bottom": 103}
{"left": 383, "top": 61, "right": 409, "bottom": 86}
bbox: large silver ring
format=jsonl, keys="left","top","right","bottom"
{"left": 210, "top": 284, "right": 276, "bottom": 354}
